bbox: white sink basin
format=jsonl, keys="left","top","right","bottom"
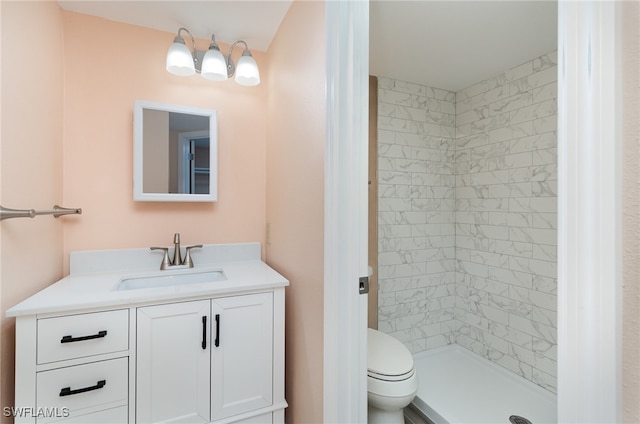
{"left": 116, "top": 270, "right": 226, "bottom": 291}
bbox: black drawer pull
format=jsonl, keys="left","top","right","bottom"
{"left": 61, "top": 330, "right": 107, "bottom": 343}
{"left": 215, "top": 314, "right": 220, "bottom": 347}
{"left": 202, "top": 316, "right": 207, "bottom": 350}
{"left": 59, "top": 380, "right": 106, "bottom": 397}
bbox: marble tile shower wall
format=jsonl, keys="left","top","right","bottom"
{"left": 377, "top": 51, "right": 557, "bottom": 393}
{"left": 455, "top": 51, "right": 557, "bottom": 393}
{"left": 377, "top": 77, "right": 458, "bottom": 352}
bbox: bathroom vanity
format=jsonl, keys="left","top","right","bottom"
{"left": 7, "top": 243, "right": 288, "bottom": 424}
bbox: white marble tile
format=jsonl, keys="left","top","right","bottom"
{"left": 532, "top": 212, "right": 557, "bottom": 229}
{"left": 494, "top": 240, "right": 533, "bottom": 258}
{"left": 470, "top": 141, "right": 511, "bottom": 160}
{"left": 502, "top": 59, "right": 534, "bottom": 83}
{"left": 456, "top": 132, "right": 491, "bottom": 150}
{"left": 379, "top": 144, "right": 411, "bottom": 159}
{"left": 470, "top": 170, "right": 510, "bottom": 185}
{"left": 532, "top": 368, "right": 557, "bottom": 393}
{"left": 377, "top": 58, "right": 557, "bottom": 392}
{"left": 532, "top": 337, "right": 557, "bottom": 360}
{"left": 489, "top": 121, "right": 534, "bottom": 143}
{"left": 509, "top": 227, "right": 557, "bottom": 246}
{"left": 489, "top": 92, "right": 533, "bottom": 116}
{"left": 392, "top": 79, "right": 426, "bottom": 96}
{"left": 532, "top": 148, "right": 557, "bottom": 166}
{"left": 489, "top": 322, "right": 533, "bottom": 348}
{"left": 509, "top": 132, "right": 556, "bottom": 153}
{"left": 532, "top": 276, "right": 557, "bottom": 294}
{"left": 532, "top": 82, "right": 558, "bottom": 104}
{"left": 528, "top": 287, "right": 557, "bottom": 311}
{"left": 533, "top": 115, "right": 558, "bottom": 134}
{"left": 510, "top": 66, "right": 557, "bottom": 96}
{"left": 532, "top": 244, "right": 557, "bottom": 261}
{"left": 470, "top": 113, "right": 511, "bottom": 135}
{"left": 378, "top": 198, "right": 412, "bottom": 212}
{"left": 533, "top": 51, "right": 558, "bottom": 72}
{"left": 510, "top": 99, "right": 557, "bottom": 125}
{"left": 532, "top": 306, "right": 557, "bottom": 327}
{"left": 488, "top": 267, "right": 533, "bottom": 288}
{"left": 509, "top": 314, "right": 556, "bottom": 343}
{"left": 509, "top": 197, "right": 557, "bottom": 214}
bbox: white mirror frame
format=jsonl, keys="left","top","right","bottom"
{"left": 133, "top": 100, "right": 218, "bottom": 202}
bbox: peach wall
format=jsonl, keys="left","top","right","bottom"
{"left": 265, "top": 1, "right": 325, "bottom": 422}
{"left": 0, "top": 1, "right": 65, "bottom": 417}
{"left": 623, "top": 1, "right": 640, "bottom": 421}
{"left": 62, "top": 11, "right": 268, "bottom": 268}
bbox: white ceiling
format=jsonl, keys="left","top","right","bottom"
{"left": 370, "top": 1, "right": 557, "bottom": 91}
{"left": 57, "top": 1, "right": 294, "bottom": 52}
{"left": 57, "top": 0, "right": 557, "bottom": 92}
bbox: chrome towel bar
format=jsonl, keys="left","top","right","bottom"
{"left": 0, "top": 205, "right": 82, "bottom": 221}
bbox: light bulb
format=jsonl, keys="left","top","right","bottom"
{"left": 201, "top": 47, "right": 228, "bottom": 81}
{"left": 166, "top": 36, "right": 195, "bottom": 76}
{"left": 235, "top": 50, "right": 260, "bottom": 86}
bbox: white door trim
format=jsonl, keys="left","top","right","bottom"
{"left": 557, "top": 1, "right": 623, "bottom": 422}
{"left": 324, "top": 1, "right": 625, "bottom": 421}
{"left": 323, "top": 0, "right": 370, "bottom": 422}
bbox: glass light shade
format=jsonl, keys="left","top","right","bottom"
{"left": 166, "top": 41, "right": 195, "bottom": 76}
{"left": 235, "top": 51, "right": 260, "bottom": 86}
{"left": 201, "top": 48, "right": 228, "bottom": 81}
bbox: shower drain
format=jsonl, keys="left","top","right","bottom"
{"left": 509, "top": 415, "right": 533, "bottom": 424}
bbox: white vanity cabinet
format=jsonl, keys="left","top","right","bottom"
{"left": 136, "top": 293, "right": 275, "bottom": 423}
{"left": 9, "top": 244, "right": 288, "bottom": 424}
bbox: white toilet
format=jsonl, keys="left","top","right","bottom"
{"left": 367, "top": 328, "right": 418, "bottom": 424}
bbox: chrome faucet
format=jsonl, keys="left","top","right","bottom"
{"left": 151, "top": 233, "right": 202, "bottom": 270}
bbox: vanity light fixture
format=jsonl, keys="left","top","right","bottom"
{"left": 166, "top": 27, "right": 260, "bottom": 86}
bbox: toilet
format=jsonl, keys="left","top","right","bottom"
{"left": 367, "top": 328, "right": 418, "bottom": 424}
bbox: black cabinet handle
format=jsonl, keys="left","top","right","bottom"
{"left": 59, "top": 380, "right": 106, "bottom": 397}
{"left": 60, "top": 330, "right": 107, "bottom": 343}
{"left": 202, "top": 316, "right": 207, "bottom": 349}
{"left": 215, "top": 314, "right": 220, "bottom": 347}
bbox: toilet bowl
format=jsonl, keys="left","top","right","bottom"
{"left": 367, "top": 328, "right": 418, "bottom": 424}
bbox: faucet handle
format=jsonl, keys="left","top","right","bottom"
{"left": 183, "top": 245, "right": 203, "bottom": 267}
{"left": 150, "top": 247, "right": 172, "bottom": 270}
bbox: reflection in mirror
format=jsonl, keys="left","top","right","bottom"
{"left": 134, "top": 101, "right": 217, "bottom": 202}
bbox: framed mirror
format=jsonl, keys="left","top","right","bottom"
{"left": 133, "top": 100, "right": 218, "bottom": 202}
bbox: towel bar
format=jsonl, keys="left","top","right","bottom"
{"left": 0, "top": 205, "right": 82, "bottom": 220}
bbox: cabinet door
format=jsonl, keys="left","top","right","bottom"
{"left": 137, "top": 300, "right": 210, "bottom": 423}
{"left": 211, "top": 293, "right": 273, "bottom": 420}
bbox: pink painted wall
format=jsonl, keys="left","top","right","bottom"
{"left": 62, "top": 11, "right": 268, "bottom": 268}
{"left": 265, "top": 1, "right": 325, "bottom": 422}
{"left": 0, "top": 1, "right": 65, "bottom": 416}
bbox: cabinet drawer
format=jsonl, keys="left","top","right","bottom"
{"left": 37, "top": 310, "right": 129, "bottom": 364}
{"left": 36, "top": 358, "right": 128, "bottom": 423}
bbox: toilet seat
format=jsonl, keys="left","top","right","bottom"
{"left": 367, "top": 367, "right": 415, "bottom": 382}
{"left": 367, "top": 328, "right": 415, "bottom": 382}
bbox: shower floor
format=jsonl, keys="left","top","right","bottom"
{"left": 411, "top": 345, "right": 557, "bottom": 424}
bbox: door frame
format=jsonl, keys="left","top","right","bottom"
{"left": 324, "top": 1, "right": 624, "bottom": 422}
{"left": 557, "top": 1, "right": 623, "bottom": 422}
{"left": 323, "top": 1, "right": 369, "bottom": 423}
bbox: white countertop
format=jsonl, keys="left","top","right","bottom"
{"left": 7, "top": 242, "right": 289, "bottom": 317}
